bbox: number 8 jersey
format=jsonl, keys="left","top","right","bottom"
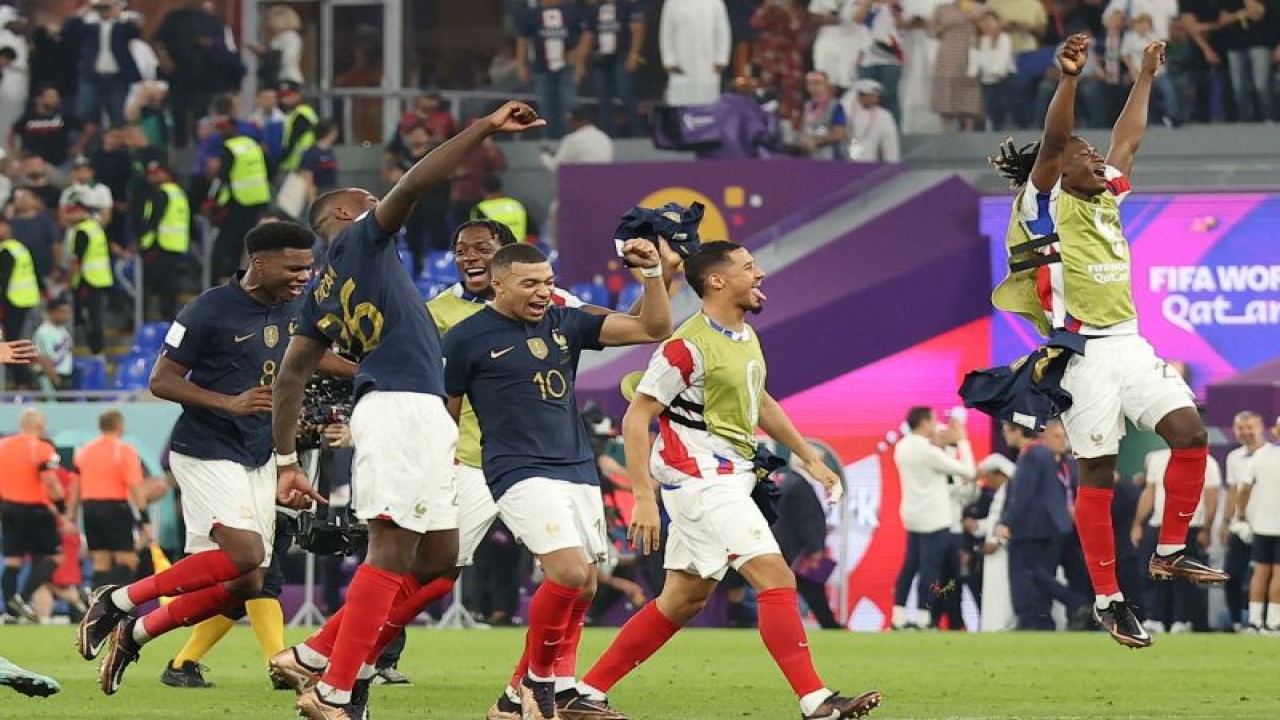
{"left": 634, "top": 313, "right": 767, "bottom": 487}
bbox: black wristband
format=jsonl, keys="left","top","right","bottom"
{"left": 53, "top": 499, "right": 67, "bottom": 515}
{"left": 138, "top": 508, "right": 150, "bottom": 524}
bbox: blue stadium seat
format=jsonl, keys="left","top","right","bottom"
{"left": 425, "top": 251, "right": 460, "bottom": 284}
{"left": 416, "top": 277, "right": 449, "bottom": 300}
{"left": 616, "top": 282, "right": 644, "bottom": 311}
{"left": 112, "top": 354, "right": 154, "bottom": 390}
{"left": 131, "top": 322, "right": 171, "bottom": 355}
{"left": 74, "top": 356, "right": 108, "bottom": 391}
{"left": 569, "top": 282, "right": 606, "bottom": 308}
{"left": 397, "top": 242, "right": 415, "bottom": 277}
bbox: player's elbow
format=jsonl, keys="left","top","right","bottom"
{"left": 641, "top": 319, "right": 673, "bottom": 342}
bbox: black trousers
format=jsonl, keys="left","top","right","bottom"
{"left": 465, "top": 520, "right": 523, "bottom": 621}
{"left": 76, "top": 284, "right": 109, "bottom": 355}
{"left": 1141, "top": 526, "right": 1210, "bottom": 629}
{"left": 144, "top": 250, "right": 187, "bottom": 321}
{"left": 1224, "top": 533, "right": 1253, "bottom": 625}
{"left": 797, "top": 575, "right": 841, "bottom": 629}
{"left": 893, "top": 529, "right": 951, "bottom": 617}
{"left": 1008, "top": 533, "right": 1074, "bottom": 630}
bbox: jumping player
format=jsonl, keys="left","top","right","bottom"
{"left": 267, "top": 101, "right": 545, "bottom": 720}
{"left": 987, "top": 35, "right": 1226, "bottom": 649}
{"left": 574, "top": 241, "right": 881, "bottom": 719}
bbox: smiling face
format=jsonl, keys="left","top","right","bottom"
{"left": 1234, "top": 413, "right": 1264, "bottom": 448}
{"left": 710, "top": 247, "right": 767, "bottom": 314}
{"left": 454, "top": 225, "right": 503, "bottom": 296}
{"left": 1061, "top": 136, "right": 1109, "bottom": 197}
{"left": 252, "top": 248, "right": 315, "bottom": 303}
{"left": 492, "top": 261, "right": 555, "bottom": 323}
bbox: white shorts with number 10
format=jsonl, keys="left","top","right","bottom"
{"left": 496, "top": 477, "right": 609, "bottom": 564}
{"left": 1059, "top": 334, "right": 1195, "bottom": 459}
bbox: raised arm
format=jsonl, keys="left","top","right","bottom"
{"left": 376, "top": 102, "right": 544, "bottom": 235}
{"left": 598, "top": 240, "right": 672, "bottom": 345}
{"left": 1107, "top": 41, "right": 1165, "bottom": 178}
{"left": 1029, "top": 34, "right": 1090, "bottom": 191}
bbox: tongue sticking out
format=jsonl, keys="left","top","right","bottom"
{"left": 751, "top": 288, "right": 767, "bottom": 303}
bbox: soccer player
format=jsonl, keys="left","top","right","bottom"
{"left": 0, "top": 656, "right": 60, "bottom": 697}
{"left": 986, "top": 35, "right": 1226, "bottom": 649}
{"left": 575, "top": 241, "right": 880, "bottom": 720}
{"left": 267, "top": 101, "right": 545, "bottom": 720}
{"left": 75, "top": 410, "right": 148, "bottom": 590}
{"left": 77, "top": 221, "right": 329, "bottom": 694}
{"left": 443, "top": 241, "right": 672, "bottom": 720}
{"left": 0, "top": 408, "right": 70, "bottom": 624}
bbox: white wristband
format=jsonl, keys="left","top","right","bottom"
{"left": 275, "top": 451, "right": 299, "bottom": 467}
{"left": 639, "top": 265, "right": 662, "bottom": 278}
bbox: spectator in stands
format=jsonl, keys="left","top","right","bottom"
{"left": 854, "top": 0, "right": 904, "bottom": 122}
{"left": 539, "top": 105, "right": 615, "bottom": 171}
{"left": 487, "top": 38, "right": 527, "bottom": 93}
{"left": 1104, "top": 0, "right": 1179, "bottom": 41}
{"left": 810, "top": 0, "right": 864, "bottom": 92}
{"left": 384, "top": 122, "right": 452, "bottom": 266}
{"left": 1177, "top": 0, "right": 1228, "bottom": 122}
{"left": 659, "top": 0, "right": 732, "bottom": 106}
{"left": 936, "top": 0, "right": 991, "bottom": 134}
{"left": 0, "top": 214, "right": 40, "bottom": 359}
{"left": 584, "top": 0, "right": 646, "bottom": 137}
{"left": 9, "top": 85, "right": 88, "bottom": 168}
{"left": 1220, "top": 0, "right": 1276, "bottom": 123}
{"left": 205, "top": 118, "right": 269, "bottom": 282}
{"left": 59, "top": 155, "right": 113, "bottom": 228}
{"left": 752, "top": 0, "right": 808, "bottom": 130}
{"left": 843, "top": 79, "right": 901, "bottom": 162}
{"left": 247, "top": 88, "right": 286, "bottom": 167}
{"left": 32, "top": 297, "right": 73, "bottom": 392}
{"left": 518, "top": 0, "right": 592, "bottom": 139}
{"left": 471, "top": 175, "right": 530, "bottom": 245}
{"left": 64, "top": 0, "right": 142, "bottom": 129}
{"left": 16, "top": 153, "right": 63, "bottom": 213}
{"left": 250, "top": 4, "right": 305, "bottom": 89}
{"left": 989, "top": 0, "right": 1048, "bottom": 55}
{"left": 796, "top": 70, "right": 849, "bottom": 160}
{"left": 450, "top": 120, "right": 507, "bottom": 226}
{"left": 726, "top": 0, "right": 760, "bottom": 78}
{"left": 299, "top": 120, "right": 341, "bottom": 206}
{"left": 969, "top": 10, "right": 1018, "bottom": 131}
{"left": 899, "top": 0, "right": 943, "bottom": 134}
{"left": 139, "top": 161, "right": 193, "bottom": 321}
{"left": 123, "top": 80, "right": 174, "bottom": 151}
{"left": 0, "top": 8, "right": 29, "bottom": 142}
{"left": 1093, "top": 11, "right": 1131, "bottom": 127}
{"left": 277, "top": 83, "right": 318, "bottom": 177}
{"left": 9, "top": 188, "right": 62, "bottom": 290}
{"left": 28, "top": 18, "right": 80, "bottom": 128}
{"left": 63, "top": 199, "right": 113, "bottom": 356}
{"left": 154, "top": 0, "right": 240, "bottom": 148}
{"left": 390, "top": 94, "right": 458, "bottom": 153}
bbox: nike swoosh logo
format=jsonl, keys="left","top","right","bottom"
{"left": 1100, "top": 559, "right": 1115, "bottom": 567}
{"left": 490, "top": 347, "right": 515, "bottom": 359}
{"left": 1178, "top": 512, "right": 1195, "bottom": 518}
{"left": 542, "top": 640, "right": 558, "bottom": 646}
{"left": 234, "top": 334, "right": 255, "bottom": 343}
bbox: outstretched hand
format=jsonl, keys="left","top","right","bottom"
{"left": 486, "top": 101, "right": 547, "bottom": 134}
{"left": 0, "top": 339, "right": 37, "bottom": 365}
{"left": 1057, "top": 33, "right": 1090, "bottom": 76}
{"left": 1140, "top": 41, "right": 1167, "bottom": 76}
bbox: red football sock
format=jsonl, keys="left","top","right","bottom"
{"left": 757, "top": 588, "right": 824, "bottom": 698}
{"left": 1159, "top": 447, "right": 1208, "bottom": 547}
{"left": 141, "top": 583, "right": 237, "bottom": 640}
{"left": 364, "top": 576, "right": 452, "bottom": 665}
{"left": 581, "top": 602, "right": 680, "bottom": 693}
{"left": 554, "top": 599, "right": 593, "bottom": 679}
{"left": 524, "top": 580, "right": 580, "bottom": 679}
{"left": 1075, "top": 487, "right": 1120, "bottom": 596}
{"left": 321, "top": 564, "right": 403, "bottom": 693}
{"left": 306, "top": 607, "right": 344, "bottom": 658}
{"left": 127, "top": 550, "right": 240, "bottom": 606}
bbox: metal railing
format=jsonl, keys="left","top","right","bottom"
{"left": 320, "top": 87, "right": 541, "bottom": 145}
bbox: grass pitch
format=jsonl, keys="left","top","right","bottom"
{"left": 2, "top": 624, "right": 1276, "bottom": 719}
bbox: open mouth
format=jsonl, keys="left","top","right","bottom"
{"left": 528, "top": 300, "right": 549, "bottom": 316}
{"left": 1092, "top": 166, "right": 1106, "bottom": 179}
{"left": 751, "top": 284, "right": 767, "bottom": 304}
{"left": 463, "top": 267, "right": 488, "bottom": 284}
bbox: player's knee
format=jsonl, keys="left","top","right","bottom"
{"left": 548, "top": 562, "right": 592, "bottom": 591}
{"left": 225, "top": 570, "right": 265, "bottom": 599}
{"left": 226, "top": 546, "right": 266, "bottom": 575}
{"left": 1169, "top": 427, "right": 1209, "bottom": 450}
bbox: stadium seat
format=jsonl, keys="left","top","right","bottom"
{"left": 112, "top": 353, "right": 154, "bottom": 391}
{"left": 74, "top": 356, "right": 108, "bottom": 391}
{"left": 570, "top": 282, "right": 607, "bottom": 307}
{"left": 397, "top": 242, "right": 415, "bottom": 277}
{"left": 616, "top": 282, "right": 644, "bottom": 311}
{"left": 425, "top": 250, "right": 460, "bottom": 284}
{"left": 416, "top": 277, "right": 449, "bottom": 300}
{"left": 130, "top": 322, "right": 171, "bottom": 355}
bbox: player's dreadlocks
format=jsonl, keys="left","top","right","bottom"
{"left": 989, "top": 138, "right": 1040, "bottom": 189}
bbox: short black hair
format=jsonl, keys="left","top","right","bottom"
{"left": 46, "top": 297, "right": 70, "bottom": 312}
{"left": 483, "top": 175, "right": 503, "bottom": 194}
{"left": 245, "top": 221, "right": 315, "bottom": 254}
{"left": 453, "top": 219, "right": 516, "bottom": 248}
{"left": 684, "top": 241, "right": 744, "bottom": 297}
{"left": 1004, "top": 421, "right": 1039, "bottom": 440}
{"left": 906, "top": 406, "right": 934, "bottom": 430}
{"left": 211, "top": 93, "right": 237, "bottom": 117}
{"left": 315, "top": 119, "right": 338, "bottom": 138}
{"left": 569, "top": 105, "right": 596, "bottom": 124}
{"left": 492, "top": 243, "right": 548, "bottom": 275}
{"left": 308, "top": 189, "right": 345, "bottom": 233}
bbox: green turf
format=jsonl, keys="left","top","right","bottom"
{"left": 2, "top": 624, "right": 1277, "bottom": 719}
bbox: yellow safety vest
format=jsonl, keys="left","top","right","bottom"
{"left": 281, "top": 103, "right": 319, "bottom": 172}
{"left": 142, "top": 182, "right": 192, "bottom": 254}
{"left": 0, "top": 239, "right": 39, "bottom": 308}
{"left": 471, "top": 197, "right": 528, "bottom": 243}
{"left": 218, "top": 136, "right": 271, "bottom": 207}
{"left": 70, "top": 219, "right": 113, "bottom": 289}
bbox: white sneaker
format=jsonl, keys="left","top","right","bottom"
{"left": 1142, "top": 620, "right": 1165, "bottom": 635}
{"left": 1260, "top": 626, "right": 1280, "bottom": 637}
{"left": 1169, "top": 621, "right": 1193, "bottom": 634}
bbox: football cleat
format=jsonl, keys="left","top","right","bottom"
{"left": 520, "top": 676, "right": 563, "bottom": 720}
{"left": 0, "top": 655, "right": 60, "bottom": 697}
{"left": 803, "top": 690, "right": 883, "bottom": 719}
{"left": 6, "top": 595, "right": 38, "bottom": 624}
{"left": 486, "top": 692, "right": 522, "bottom": 720}
{"left": 159, "top": 659, "right": 213, "bottom": 688}
{"left": 1148, "top": 552, "right": 1229, "bottom": 584}
{"left": 269, "top": 646, "right": 322, "bottom": 694}
{"left": 98, "top": 620, "right": 142, "bottom": 695}
{"left": 350, "top": 677, "right": 373, "bottom": 719}
{"left": 297, "top": 688, "right": 360, "bottom": 719}
{"left": 556, "top": 689, "right": 629, "bottom": 719}
{"left": 1093, "top": 601, "right": 1153, "bottom": 649}
{"left": 77, "top": 585, "right": 129, "bottom": 661}
{"left": 372, "top": 666, "right": 411, "bottom": 685}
